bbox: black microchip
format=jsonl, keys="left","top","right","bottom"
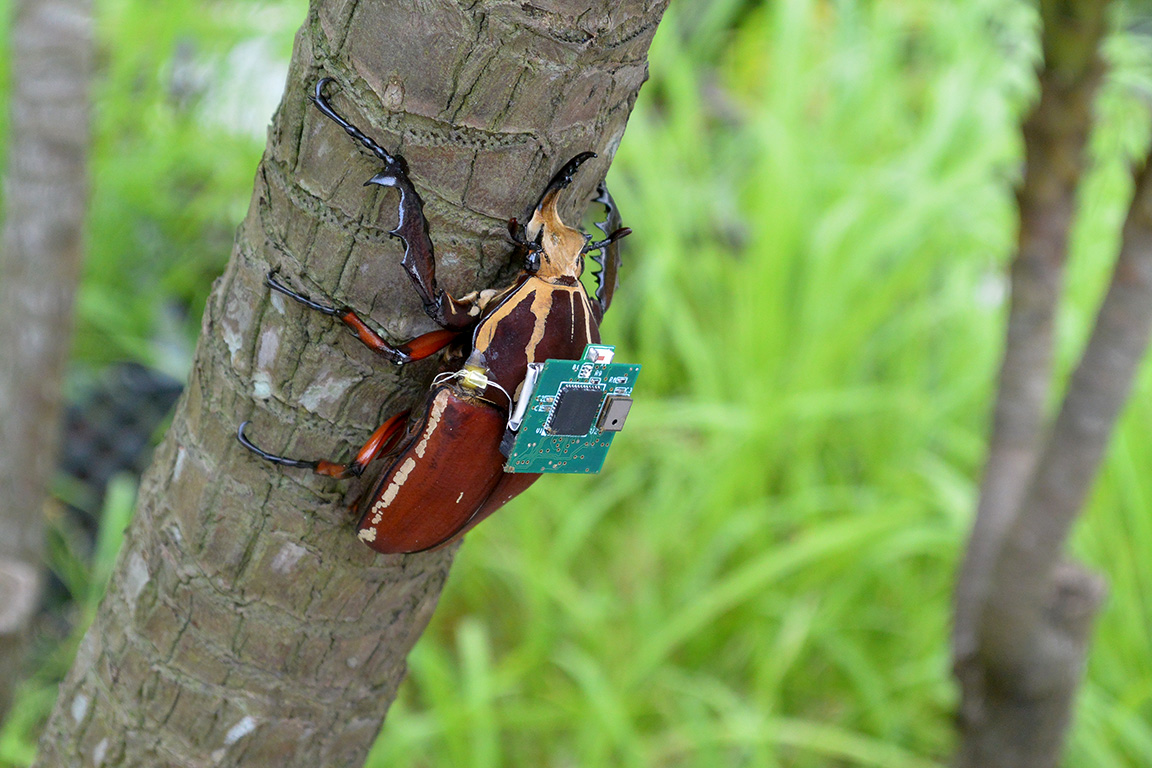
{"left": 546, "top": 386, "right": 605, "bottom": 436}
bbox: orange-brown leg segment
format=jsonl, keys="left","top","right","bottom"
{"left": 311, "top": 78, "right": 476, "bottom": 330}
{"left": 267, "top": 272, "right": 459, "bottom": 363}
{"left": 238, "top": 411, "right": 409, "bottom": 479}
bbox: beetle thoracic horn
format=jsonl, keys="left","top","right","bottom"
{"left": 536, "top": 152, "right": 596, "bottom": 207}
{"left": 526, "top": 152, "right": 596, "bottom": 242}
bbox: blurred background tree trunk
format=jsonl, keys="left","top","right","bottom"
{"left": 30, "top": 0, "right": 666, "bottom": 765}
{"left": 0, "top": 0, "right": 92, "bottom": 723}
{"left": 952, "top": 1, "right": 1152, "bottom": 765}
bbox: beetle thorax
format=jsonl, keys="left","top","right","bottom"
{"left": 526, "top": 191, "right": 586, "bottom": 280}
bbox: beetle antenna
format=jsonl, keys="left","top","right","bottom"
{"left": 581, "top": 227, "right": 632, "bottom": 254}
{"left": 506, "top": 218, "right": 533, "bottom": 248}
{"left": 311, "top": 78, "right": 397, "bottom": 166}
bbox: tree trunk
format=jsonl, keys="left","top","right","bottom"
{"left": 0, "top": 0, "right": 92, "bottom": 722}
{"left": 950, "top": 1, "right": 1152, "bottom": 765}
{"left": 32, "top": 1, "right": 666, "bottom": 765}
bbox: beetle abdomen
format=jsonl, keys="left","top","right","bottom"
{"left": 356, "top": 385, "right": 507, "bottom": 554}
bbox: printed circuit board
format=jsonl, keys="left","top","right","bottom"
{"left": 501, "top": 345, "right": 640, "bottom": 474}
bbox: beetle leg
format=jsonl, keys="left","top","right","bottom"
{"left": 587, "top": 182, "right": 627, "bottom": 323}
{"left": 238, "top": 411, "right": 409, "bottom": 479}
{"left": 311, "top": 78, "right": 476, "bottom": 330}
{"left": 267, "top": 272, "right": 459, "bottom": 364}
{"left": 507, "top": 218, "right": 542, "bottom": 273}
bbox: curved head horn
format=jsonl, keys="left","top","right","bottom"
{"left": 525, "top": 152, "right": 596, "bottom": 242}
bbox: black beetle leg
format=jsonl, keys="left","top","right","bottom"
{"left": 507, "top": 218, "right": 543, "bottom": 274}
{"left": 238, "top": 421, "right": 324, "bottom": 472}
{"left": 238, "top": 412, "right": 408, "bottom": 479}
{"left": 311, "top": 77, "right": 397, "bottom": 165}
{"left": 311, "top": 78, "right": 476, "bottom": 330}
{"left": 587, "top": 182, "right": 626, "bottom": 323}
{"left": 267, "top": 271, "right": 340, "bottom": 317}
{"left": 268, "top": 271, "right": 460, "bottom": 364}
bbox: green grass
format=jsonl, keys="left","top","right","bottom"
{"left": 368, "top": 2, "right": 1152, "bottom": 766}
{"left": 5, "top": 0, "right": 1152, "bottom": 766}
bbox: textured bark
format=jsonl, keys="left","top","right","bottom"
{"left": 32, "top": 1, "right": 666, "bottom": 766}
{"left": 953, "top": 1, "right": 1137, "bottom": 766}
{"left": 0, "top": 0, "right": 92, "bottom": 722}
{"left": 953, "top": 0, "right": 1106, "bottom": 673}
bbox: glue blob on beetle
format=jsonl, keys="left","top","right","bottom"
{"left": 238, "top": 78, "right": 630, "bottom": 554}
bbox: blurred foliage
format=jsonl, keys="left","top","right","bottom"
{"left": 5, "top": 0, "right": 1152, "bottom": 766}
{"left": 0, "top": 0, "right": 296, "bottom": 377}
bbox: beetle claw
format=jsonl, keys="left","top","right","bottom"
{"left": 311, "top": 78, "right": 398, "bottom": 167}
{"left": 266, "top": 272, "right": 340, "bottom": 317}
{"left": 237, "top": 421, "right": 321, "bottom": 471}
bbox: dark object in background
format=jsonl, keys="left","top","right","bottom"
{"left": 28, "top": 363, "right": 180, "bottom": 651}
{"left": 44, "top": 363, "right": 182, "bottom": 613}
{"left": 59, "top": 363, "right": 183, "bottom": 512}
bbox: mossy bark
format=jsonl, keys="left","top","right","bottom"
{"left": 32, "top": 1, "right": 666, "bottom": 765}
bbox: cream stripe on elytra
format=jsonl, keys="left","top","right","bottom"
{"left": 359, "top": 390, "right": 450, "bottom": 541}
{"left": 474, "top": 279, "right": 594, "bottom": 360}
{"left": 415, "top": 390, "right": 448, "bottom": 459}
{"left": 524, "top": 286, "right": 555, "bottom": 363}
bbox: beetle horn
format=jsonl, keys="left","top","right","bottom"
{"left": 526, "top": 152, "right": 596, "bottom": 241}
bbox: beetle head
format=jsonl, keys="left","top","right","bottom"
{"left": 525, "top": 152, "right": 596, "bottom": 279}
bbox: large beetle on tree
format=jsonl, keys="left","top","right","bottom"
{"left": 238, "top": 78, "right": 631, "bottom": 554}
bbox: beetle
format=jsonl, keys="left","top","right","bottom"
{"left": 238, "top": 78, "right": 630, "bottom": 554}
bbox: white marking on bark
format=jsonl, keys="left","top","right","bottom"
{"left": 225, "top": 715, "right": 257, "bottom": 745}
{"left": 173, "top": 446, "right": 187, "bottom": 481}
{"left": 93, "top": 738, "right": 109, "bottom": 766}
{"left": 382, "top": 78, "right": 404, "bottom": 109}
{"left": 270, "top": 543, "right": 306, "bottom": 574}
{"left": 256, "top": 327, "right": 280, "bottom": 369}
{"left": 358, "top": 527, "right": 377, "bottom": 543}
{"left": 221, "top": 322, "right": 242, "bottom": 361}
{"left": 124, "top": 551, "right": 150, "bottom": 604}
{"left": 252, "top": 327, "right": 281, "bottom": 400}
{"left": 299, "top": 375, "right": 355, "bottom": 413}
{"left": 70, "top": 693, "right": 89, "bottom": 724}
{"left": 269, "top": 290, "right": 285, "bottom": 313}
{"left": 220, "top": 296, "right": 253, "bottom": 364}
{"left": 252, "top": 373, "right": 272, "bottom": 400}
{"left": 456, "top": 491, "right": 464, "bottom": 503}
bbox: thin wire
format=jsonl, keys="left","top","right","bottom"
{"left": 432, "top": 370, "right": 513, "bottom": 409}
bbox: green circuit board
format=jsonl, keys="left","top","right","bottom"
{"left": 502, "top": 345, "right": 640, "bottom": 474}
